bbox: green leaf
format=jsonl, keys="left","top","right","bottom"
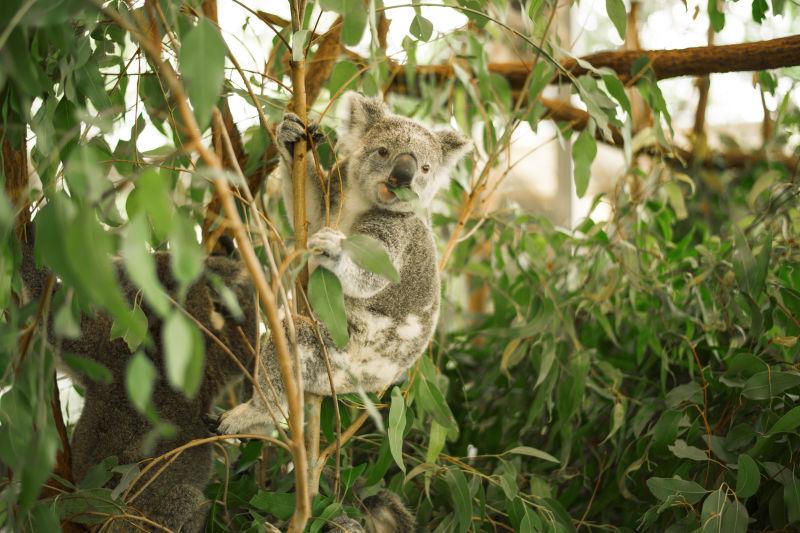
{"left": 169, "top": 214, "right": 203, "bottom": 290}
{"left": 444, "top": 467, "right": 472, "bottom": 533}
{"left": 528, "top": 61, "right": 554, "bottom": 101}
{"left": 417, "top": 376, "right": 457, "bottom": 431}
{"left": 652, "top": 409, "right": 682, "bottom": 449}
{"left": 708, "top": 0, "right": 725, "bottom": 31}
{"left": 668, "top": 439, "right": 708, "bottom": 461}
{"left": 721, "top": 499, "right": 749, "bottom": 533}
{"left": 736, "top": 454, "right": 760, "bottom": 499}
{"left": 506, "top": 446, "right": 560, "bottom": 464}
{"left": 327, "top": 61, "right": 359, "bottom": 96}
{"left": 179, "top": 18, "right": 226, "bottom": 130}
{"left": 786, "top": 473, "right": 800, "bottom": 523}
{"left": 701, "top": 488, "right": 728, "bottom": 532}
{"left": 425, "top": 420, "right": 447, "bottom": 463}
{"left": 126, "top": 169, "right": 174, "bottom": 241}
{"left": 388, "top": 387, "right": 406, "bottom": 473}
{"left": 126, "top": 352, "right": 155, "bottom": 413}
{"left": 733, "top": 226, "right": 757, "bottom": 295}
{"left": 65, "top": 144, "right": 108, "bottom": 204}
{"left": 163, "top": 311, "right": 204, "bottom": 397}
{"left": 391, "top": 187, "right": 419, "bottom": 202}
{"left": 752, "top": 0, "right": 769, "bottom": 22}
{"left": 291, "top": 30, "right": 309, "bottom": 62}
{"left": 342, "top": 234, "right": 400, "bottom": 283}
{"left": 122, "top": 214, "right": 170, "bottom": 316}
{"left": 62, "top": 354, "right": 113, "bottom": 385}
{"left": 768, "top": 406, "right": 800, "bottom": 435}
{"left": 321, "top": 0, "right": 367, "bottom": 46}
{"left": 742, "top": 371, "right": 800, "bottom": 400}
{"left": 605, "top": 0, "right": 627, "bottom": 40}
{"left": 647, "top": 476, "right": 707, "bottom": 504}
{"left": 308, "top": 267, "right": 349, "bottom": 349}
{"left": 602, "top": 74, "right": 631, "bottom": 114}
{"left": 665, "top": 381, "right": 703, "bottom": 408}
{"left": 572, "top": 129, "right": 597, "bottom": 198}
{"left": 409, "top": 15, "right": 433, "bottom": 41}
{"left": 249, "top": 491, "right": 294, "bottom": 520}
{"left": 110, "top": 305, "right": 149, "bottom": 352}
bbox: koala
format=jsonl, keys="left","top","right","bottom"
{"left": 326, "top": 490, "right": 417, "bottom": 533}
{"left": 214, "top": 92, "right": 470, "bottom": 438}
{"left": 20, "top": 227, "right": 257, "bottom": 532}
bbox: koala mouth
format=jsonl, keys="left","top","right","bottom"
{"left": 378, "top": 182, "right": 398, "bottom": 203}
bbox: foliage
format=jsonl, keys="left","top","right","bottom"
{"left": 0, "top": 0, "right": 799, "bottom": 531}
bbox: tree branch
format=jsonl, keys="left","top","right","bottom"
{"left": 387, "top": 34, "right": 800, "bottom": 92}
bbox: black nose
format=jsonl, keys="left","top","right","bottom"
{"left": 388, "top": 153, "right": 417, "bottom": 188}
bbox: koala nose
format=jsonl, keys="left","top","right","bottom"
{"left": 388, "top": 153, "right": 417, "bottom": 188}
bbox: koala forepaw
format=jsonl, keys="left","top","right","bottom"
{"left": 308, "top": 227, "right": 345, "bottom": 261}
{"left": 202, "top": 413, "right": 222, "bottom": 435}
{"left": 277, "top": 113, "right": 323, "bottom": 156}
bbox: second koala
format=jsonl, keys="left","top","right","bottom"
{"left": 216, "top": 92, "right": 470, "bottom": 434}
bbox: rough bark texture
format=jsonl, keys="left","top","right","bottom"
{"left": 387, "top": 35, "right": 800, "bottom": 92}
{"left": 1, "top": 127, "right": 29, "bottom": 227}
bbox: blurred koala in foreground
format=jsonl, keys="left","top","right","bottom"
{"left": 21, "top": 228, "right": 257, "bottom": 532}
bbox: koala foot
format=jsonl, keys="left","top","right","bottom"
{"left": 364, "top": 490, "right": 417, "bottom": 532}
{"left": 215, "top": 401, "right": 276, "bottom": 436}
{"left": 308, "top": 227, "right": 345, "bottom": 260}
{"left": 277, "top": 113, "right": 323, "bottom": 156}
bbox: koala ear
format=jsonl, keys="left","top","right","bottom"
{"left": 436, "top": 129, "right": 472, "bottom": 171}
{"left": 337, "top": 92, "right": 387, "bottom": 150}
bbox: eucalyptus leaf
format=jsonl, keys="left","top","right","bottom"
{"left": 179, "top": 18, "right": 226, "bottom": 129}
{"left": 308, "top": 267, "right": 349, "bottom": 349}
{"left": 342, "top": 234, "right": 400, "bottom": 283}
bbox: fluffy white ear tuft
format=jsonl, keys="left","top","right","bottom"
{"left": 436, "top": 129, "right": 472, "bottom": 172}
{"left": 337, "top": 92, "right": 387, "bottom": 155}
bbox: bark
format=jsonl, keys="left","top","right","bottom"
{"left": 693, "top": 11, "right": 717, "bottom": 141}
{"left": 625, "top": 1, "right": 652, "bottom": 131}
{"left": 387, "top": 35, "right": 800, "bottom": 92}
{"left": 1, "top": 127, "right": 29, "bottom": 227}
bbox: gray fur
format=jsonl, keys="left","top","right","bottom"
{"left": 217, "top": 92, "right": 471, "bottom": 440}
{"left": 21, "top": 229, "right": 257, "bottom": 532}
{"left": 324, "top": 491, "right": 417, "bottom": 533}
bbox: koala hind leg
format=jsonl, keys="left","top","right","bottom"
{"left": 216, "top": 399, "right": 275, "bottom": 436}
{"left": 216, "top": 316, "right": 352, "bottom": 434}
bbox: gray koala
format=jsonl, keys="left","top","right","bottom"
{"left": 21, "top": 229, "right": 257, "bottom": 532}
{"left": 215, "top": 91, "right": 471, "bottom": 437}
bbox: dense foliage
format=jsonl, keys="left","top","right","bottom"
{"left": 1, "top": 0, "right": 799, "bottom": 531}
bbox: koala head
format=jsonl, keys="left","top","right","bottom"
{"left": 336, "top": 92, "right": 471, "bottom": 212}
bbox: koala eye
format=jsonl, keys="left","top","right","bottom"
{"left": 377, "top": 147, "right": 389, "bottom": 158}
{"left": 421, "top": 164, "right": 430, "bottom": 173}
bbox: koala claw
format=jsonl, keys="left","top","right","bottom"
{"left": 308, "top": 227, "right": 345, "bottom": 259}
{"left": 278, "top": 113, "right": 323, "bottom": 156}
{"left": 202, "top": 413, "right": 222, "bottom": 435}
